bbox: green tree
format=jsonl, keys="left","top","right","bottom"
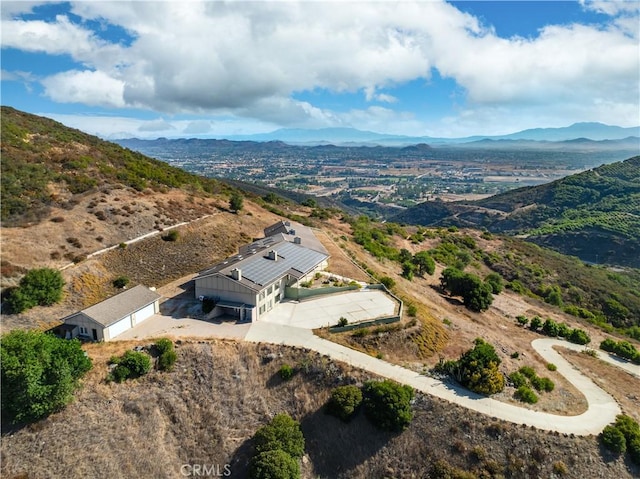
{"left": 1, "top": 330, "right": 92, "bottom": 424}
{"left": 413, "top": 251, "right": 435, "bottom": 276}
{"left": 254, "top": 413, "right": 305, "bottom": 459}
{"left": 154, "top": 338, "right": 177, "bottom": 371}
{"left": 326, "top": 385, "right": 363, "bottom": 422}
{"left": 362, "top": 379, "right": 414, "bottom": 431}
{"left": 6, "top": 268, "right": 65, "bottom": 313}
{"left": 229, "top": 191, "right": 244, "bottom": 213}
{"left": 250, "top": 449, "right": 300, "bottom": 479}
{"left": 440, "top": 268, "right": 493, "bottom": 312}
{"left": 112, "top": 275, "right": 130, "bottom": 289}
{"left": 568, "top": 328, "right": 591, "bottom": 345}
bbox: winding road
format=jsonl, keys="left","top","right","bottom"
{"left": 244, "top": 322, "right": 639, "bottom": 436}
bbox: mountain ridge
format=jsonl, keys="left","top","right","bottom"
{"left": 393, "top": 156, "right": 640, "bottom": 268}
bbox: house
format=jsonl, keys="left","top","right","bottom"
{"left": 58, "top": 285, "right": 161, "bottom": 341}
{"left": 194, "top": 221, "right": 329, "bottom": 321}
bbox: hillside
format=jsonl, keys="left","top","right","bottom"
{"left": 1, "top": 106, "right": 229, "bottom": 226}
{"left": 2, "top": 107, "right": 640, "bottom": 478}
{"left": 394, "top": 156, "right": 640, "bottom": 267}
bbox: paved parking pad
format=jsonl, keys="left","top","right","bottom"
{"left": 259, "top": 289, "right": 396, "bottom": 329}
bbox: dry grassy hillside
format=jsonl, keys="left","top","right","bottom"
{"left": 1, "top": 340, "right": 638, "bottom": 479}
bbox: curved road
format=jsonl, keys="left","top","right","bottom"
{"left": 245, "top": 322, "right": 638, "bottom": 435}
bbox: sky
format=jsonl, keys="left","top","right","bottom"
{"left": 1, "top": 0, "right": 639, "bottom": 140}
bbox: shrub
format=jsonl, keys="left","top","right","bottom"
{"left": 1, "top": 330, "right": 92, "bottom": 424}
{"left": 5, "top": 268, "right": 65, "bottom": 313}
{"left": 155, "top": 339, "right": 176, "bottom": 371}
{"left": 552, "top": 461, "right": 568, "bottom": 475}
{"left": 456, "top": 338, "right": 505, "bottom": 395}
{"left": 379, "top": 276, "right": 395, "bottom": 289}
{"left": 601, "top": 425, "right": 627, "bottom": 454}
{"left": 229, "top": 191, "right": 244, "bottom": 213}
{"left": 253, "top": 413, "right": 305, "bottom": 458}
{"left": 516, "top": 315, "right": 529, "bottom": 326}
{"left": 112, "top": 276, "right": 130, "bottom": 288}
{"left": 250, "top": 449, "right": 299, "bottom": 479}
{"left": 529, "top": 316, "right": 542, "bottom": 331}
{"left": 326, "top": 385, "right": 363, "bottom": 422}
{"left": 508, "top": 372, "right": 528, "bottom": 388}
{"left": 484, "top": 273, "right": 504, "bottom": 294}
{"left": 337, "top": 317, "right": 348, "bottom": 327}
{"left": 162, "top": 230, "right": 179, "bottom": 241}
{"left": 514, "top": 386, "right": 538, "bottom": 404}
{"left": 406, "top": 303, "right": 418, "bottom": 317}
{"left": 531, "top": 376, "right": 555, "bottom": 392}
{"left": 279, "top": 364, "right": 294, "bottom": 381}
{"left": 362, "top": 379, "right": 414, "bottom": 431}
{"left": 546, "top": 363, "right": 557, "bottom": 371}
{"left": 518, "top": 366, "right": 536, "bottom": 380}
{"left": 568, "top": 328, "right": 591, "bottom": 345}
{"left": 110, "top": 350, "right": 151, "bottom": 382}
{"left": 158, "top": 350, "right": 177, "bottom": 372}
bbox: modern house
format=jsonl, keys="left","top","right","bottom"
{"left": 57, "top": 285, "right": 161, "bottom": 341}
{"left": 194, "top": 220, "right": 329, "bottom": 321}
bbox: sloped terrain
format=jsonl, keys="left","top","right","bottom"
{"left": 1, "top": 340, "right": 638, "bottom": 479}
{"left": 394, "top": 156, "right": 640, "bottom": 267}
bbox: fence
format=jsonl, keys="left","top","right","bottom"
{"left": 284, "top": 284, "right": 360, "bottom": 300}
{"left": 328, "top": 315, "right": 401, "bottom": 333}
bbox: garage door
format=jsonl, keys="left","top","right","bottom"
{"left": 134, "top": 303, "right": 155, "bottom": 324}
{"left": 107, "top": 316, "right": 132, "bottom": 339}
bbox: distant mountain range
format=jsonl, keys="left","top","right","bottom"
{"left": 220, "top": 122, "right": 640, "bottom": 146}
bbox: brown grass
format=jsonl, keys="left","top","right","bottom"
{"left": 1, "top": 340, "right": 637, "bottom": 479}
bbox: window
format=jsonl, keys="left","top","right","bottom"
{"left": 259, "top": 305, "right": 265, "bottom": 314}
{"left": 260, "top": 291, "right": 265, "bottom": 300}
{"left": 79, "top": 326, "right": 88, "bottom": 335}
{"left": 267, "top": 285, "right": 273, "bottom": 295}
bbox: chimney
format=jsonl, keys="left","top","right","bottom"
{"left": 231, "top": 268, "right": 242, "bottom": 281}
{"left": 268, "top": 250, "right": 278, "bottom": 261}
{"left": 294, "top": 237, "right": 301, "bottom": 245}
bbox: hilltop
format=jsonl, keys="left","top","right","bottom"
{"left": 1, "top": 107, "right": 640, "bottom": 478}
{"left": 394, "top": 156, "right": 640, "bottom": 268}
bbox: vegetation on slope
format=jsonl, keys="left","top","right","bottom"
{"left": 0, "top": 106, "right": 229, "bottom": 225}
{"left": 394, "top": 156, "right": 640, "bottom": 267}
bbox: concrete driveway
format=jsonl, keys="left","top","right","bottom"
{"left": 259, "top": 289, "right": 396, "bottom": 329}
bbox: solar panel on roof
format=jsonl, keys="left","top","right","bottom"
{"left": 238, "top": 242, "right": 328, "bottom": 287}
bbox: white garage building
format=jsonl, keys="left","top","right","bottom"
{"left": 61, "top": 285, "right": 161, "bottom": 341}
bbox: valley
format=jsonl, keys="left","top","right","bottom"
{"left": 2, "top": 108, "right": 640, "bottom": 478}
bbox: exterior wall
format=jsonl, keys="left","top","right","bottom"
{"left": 256, "top": 277, "right": 286, "bottom": 319}
{"left": 131, "top": 301, "right": 158, "bottom": 326}
{"left": 195, "top": 274, "right": 258, "bottom": 307}
{"left": 105, "top": 315, "right": 133, "bottom": 341}
{"left": 65, "top": 314, "right": 105, "bottom": 341}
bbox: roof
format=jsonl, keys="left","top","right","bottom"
{"left": 262, "top": 220, "right": 328, "bottom": 255}
{"left": 63, "top": 285, "right": 160, "bottom": 328}
{"left": 197, "top": 239, "right": 329, "bottom": 291}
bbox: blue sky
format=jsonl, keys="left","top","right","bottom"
{"left": 2, "top": 1, "right": 639, "bottom": 139}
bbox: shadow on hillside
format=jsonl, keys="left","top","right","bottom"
{"left": 299, "top": 408, "right": 395, "bottom": 476}
{"left": 228, "top": 436, "right": 253, "bottom": 478}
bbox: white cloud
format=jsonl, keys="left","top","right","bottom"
{"left": 41, "top": 70, "right": 125, "bottom": 107}
{"left": 4, "top": 1, "right": 639, "bottom": 136}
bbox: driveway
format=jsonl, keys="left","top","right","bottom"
{"left": 259, "top": 289, "right": 396, "bottom": 329}
{"left": 245, "top": 322, "right": 625, "bottom": 436}
{"left": 114, "top": 290, "right": 634, "bottom": 436}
